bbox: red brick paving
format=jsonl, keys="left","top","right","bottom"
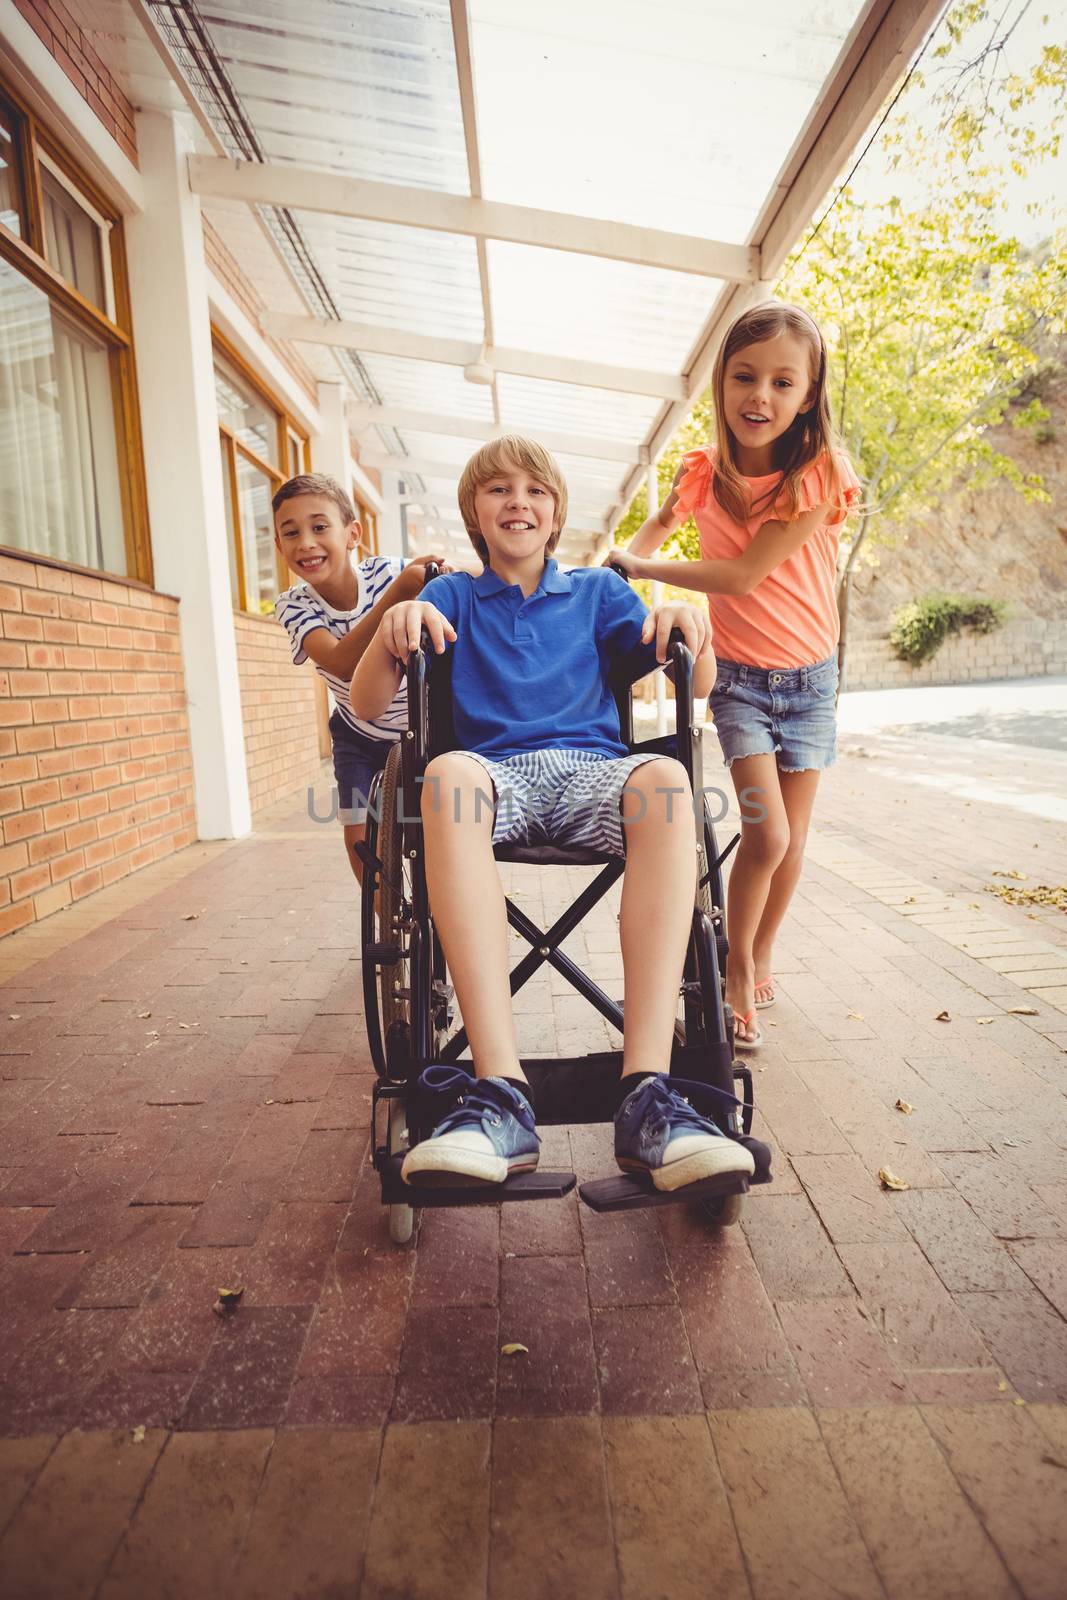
{"left": 0, "top": 730, "right": 1065, "bottom": 1593}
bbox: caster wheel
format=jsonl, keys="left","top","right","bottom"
{"left": 389, "top": 1203, "right": 414, "bottom": 1244}
{"left": 701, "top": 1191, "right": 744, "bottom": 1227}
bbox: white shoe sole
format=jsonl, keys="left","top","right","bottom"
{"left": 401, "top": 1145, "right": 538, "bottom": 1187}
{"left": 628, "top": 1142, "right": 756, "bottom": 1194}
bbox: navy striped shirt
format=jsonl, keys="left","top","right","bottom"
{"left": 275, "top": 556, "right": 407, "bottom": 741}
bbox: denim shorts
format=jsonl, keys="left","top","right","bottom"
{"left": 709, "top": 656, "right": 838, "bottom": 772}
{"left": 330, "top": 711, "right": 393, "bottom": 824}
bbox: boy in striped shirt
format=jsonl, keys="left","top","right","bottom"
{"left": 273, "top": 472, "right": 447, "bottom": 881}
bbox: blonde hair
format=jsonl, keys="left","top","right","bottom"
{"left": 710, "top": 300, "right": 849, "bottom": 526}
{"left": 457, "top": 436, "right": 568, "bottom": 565}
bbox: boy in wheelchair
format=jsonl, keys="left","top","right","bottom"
{"left": 350, "top": 436, "right": 755, "bottom": 1196}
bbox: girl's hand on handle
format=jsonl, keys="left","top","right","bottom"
{"left": 380, "top": 601, "right": 456, "bottom": 660}
{"left": 605, "top": 548, "right": 644, "bottom": 579}
{"left": 642, "top": 603, "right": 711, "bottom": 665}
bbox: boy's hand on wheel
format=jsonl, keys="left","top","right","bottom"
{"left": 380, "top": 601, "right": 456, "bottom": 660}
{"left": 642, "top": 603, "right": 711, "bottom": 664}
{"left": 408, "top": 554, "right": 453, "bottom": 585}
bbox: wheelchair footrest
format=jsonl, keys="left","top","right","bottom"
{"left": 380, "top": 1155, "right": 576, "bottom": 1207}
{"left": 579, "top": 1171, "right": 749, "bottom": 1213}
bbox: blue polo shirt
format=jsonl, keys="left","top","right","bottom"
{"left": 419, "top": 561, "right": 660, "bottom": 760}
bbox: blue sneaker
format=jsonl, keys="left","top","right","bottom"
{"left": 401, "top": 1067, "right": 540, "bottom": 1187}
{"left": 614, "top": 1074, "right": 755, "bottom": 1192}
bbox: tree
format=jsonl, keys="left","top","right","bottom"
{"left": 615, "top": 1, "right": 1067, "bottom": 684}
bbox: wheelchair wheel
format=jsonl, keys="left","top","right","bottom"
{"left": 701, "top": 1191, "right": 744, "bottom": 1227}
{"left": 378, "top": 745, "right": 413, "bottom": 1076}
{"left": 387, "top": 1096, "right": 414, "bottom": 1245}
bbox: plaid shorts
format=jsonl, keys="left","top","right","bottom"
{"left": 455, "top": 747, "right": 667, "bottom": 856}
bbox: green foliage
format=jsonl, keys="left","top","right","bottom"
{"left": 889, "top": 592, "right": 1007, "bottom": 664}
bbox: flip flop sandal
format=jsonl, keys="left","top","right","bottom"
{"left": 754, "top": 976, "right": 776, "bottom": 1010}
{"left": 733, "top": 1009, "right": 763, "bottom": 1053}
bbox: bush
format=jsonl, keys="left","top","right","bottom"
{"left": 889, "top": 593, "right": 1008, "bottom": 666}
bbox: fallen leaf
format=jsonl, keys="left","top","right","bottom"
{"left": 178, "top": 1022, "right": 197, "bottom": 1030}
{"left": 146, "top": 1029, "right": 159, "bottom": 1038}
{"left": 181, "top": 912, "right": 200, "bottom": 921}
{"left": 894, "top": 1099, "right": 915, "bottom": 1115}
{"left": 968, "top": 903, "right": 981, "bottom": 910}
{"left": 878, "top": 1167, "right": 910, "bottom": 1191}
{"left": 997, "top": 1380, "right": 1008, "bottom": 1392}
{"left": 138, "top": 1011, "right": 151, "bottom": 1019}
{"left": 212, "top": 1285, "right": 244, "bottom": 1317}
{"left": 935, "top": 1010, "right": 951, "bottom": 1022}
{"left": 1008, "top": 1006, "right": 1039, "bottom": 1016}
{"left": 131, "top": 1425, "right": 146, "bottom": 1444}
{"left": 500, "top": 1343, "right": 529, "bottom": 1357}
{"left": 903, "top": 896, "right": 917, "bottom": 905}
{"left": 848, "top": 1012, "right": 865, "bottom": 1021}
{"left": 1013, "top": 1398, "right": 1027, "bottom": 1407}
{"left": 976, "top": 1017, "right": 995, "bottom": 1025}
{"left": 992, "top": 869, "right": 1027, "bottom": 880}
{"left": 7, "top": 1014, "right": 19, "bottom": 1021}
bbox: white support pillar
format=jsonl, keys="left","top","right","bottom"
{"left": 311, "top": 381, "right": 351, "bottom": 490}
{"left": 375, "top": 472, "right": 406, "bottom": 558}
{"left": 124, "top": 110, "right": 251, "bottom": 840}
{"left": 648, "top": 459, "right": 668, "bottom": 738}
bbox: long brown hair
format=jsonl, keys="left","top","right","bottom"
{"left": 710, "top": 301, "right": 847, "bottom": 526}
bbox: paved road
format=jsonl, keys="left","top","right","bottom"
{"left": 839, "top": 676, "right": 1067, "bottom": 752}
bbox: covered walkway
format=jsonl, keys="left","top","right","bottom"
{"left": 1, "top": 716, "right": 1065, "bottom": 1596}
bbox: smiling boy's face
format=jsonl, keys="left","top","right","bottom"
{"left": 274, "top": 494, "right": 360, "bottom": 588}
{"left": 472, "top": 461, "right": 557, "bottom": 569}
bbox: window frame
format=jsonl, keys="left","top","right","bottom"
{"left": 213, "top": 327, "right": 309, "bottom": 616}
{"left": 0, "top": 70, "right": 151, "bottom": 585}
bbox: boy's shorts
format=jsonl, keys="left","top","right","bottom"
{"left": 452, "top": 748, "right": 667, "bottom": 857}
{"left": 709, "top": 655, "right": 838, "bottom": 773}
{"left": 330, "top": 711, "right": 393, "bottom": 825}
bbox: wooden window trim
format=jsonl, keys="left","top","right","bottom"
{"left": 0, "top": 65, "right": 152, "bottom": 586}
{"left": 212, "top": 325, "right": 309, "bottom": 613}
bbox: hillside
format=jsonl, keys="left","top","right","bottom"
{"left": 849, "top": 367, "right": 1067, "bottom": 634}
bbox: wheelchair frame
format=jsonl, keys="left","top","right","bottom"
{"left": 358, "top": 619, "right": 766, "bottom": 1241}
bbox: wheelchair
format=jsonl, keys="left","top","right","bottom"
{"left": 357, "top": 592, "right": 771, "bottom": 1245}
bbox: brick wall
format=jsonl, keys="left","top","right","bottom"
{"left": 0, "top": 554, "right": 196, "bottom": 938}
{"left": 202, "top": 219, "right": 319, "bottom": 410}
{"left": 234, "top": 612, "right": 324, "bottom": 814}
{"left": 12, "top": 0, "right": 137, "bottom": 164}
{"left": 844, "top": 617, "right": 1067, "bottom": 692}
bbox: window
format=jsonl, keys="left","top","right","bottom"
{"left": 0, "top": 78, "right": 148, "bottom": 580}
{"left": 353, "top": 492, "right": 378, "bottom": 560}
{"left": 214, "top": 336, "right": 308, "bottom": 615}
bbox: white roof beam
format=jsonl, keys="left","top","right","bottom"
{"left": 187, "top": 157, "right": 759, "bottom": 283}
{"left": 447, "top": 0, "right": 500, "bottom": 427}
{"left": 259, "top": 312, "right": 686, "bottom": 401}
{"left": 350, "top": 405, "right": 641, "bottom": 465}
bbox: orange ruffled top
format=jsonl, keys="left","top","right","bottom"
{"left": 673, "top": 446, "right": 861, "bottom": 670}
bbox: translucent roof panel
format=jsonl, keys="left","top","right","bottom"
{"left": 358, "top": 356, "right": 495, "bottom": 422}
{"left": 471, "top": 0, "right": 867, "bottom": 240}
{"left": 293, "top": 215, "right": 484, "bottom": 342}
{"left": 486, "top": 243, "right": 718, "bottom": 371}
{"left": 205, "top": 0, "right": 468, "bottom": 191}
{"left": 495, "top": 376, "right": 661, "bottom": 449}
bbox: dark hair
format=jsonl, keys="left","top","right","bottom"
{"left": 271, "top": 472, "right": 357, "bottom": 525}
{"left": 710, "top": 300, "right": 848, "bottom": 525}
